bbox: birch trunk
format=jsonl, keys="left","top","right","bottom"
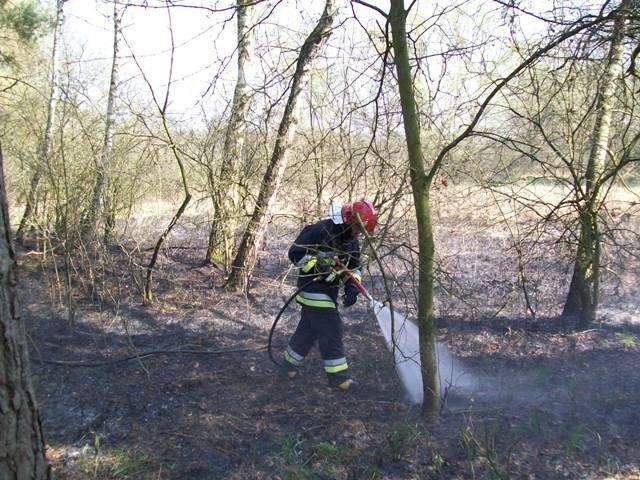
{"left": 562, "top": 0, "right": 629, "bottom": 327}
{"left": 226, "top": 0, "right": 338, "bottom": 291}
{"left": 206, "top": 0, "right": 254, "bottom": 270}
{"left": 388, "top": 0, "right": 440, "bottom": 419}
{"left": 0, "top": 143, "right": 50, "bottom": 479}
{"left": 83, "top": 0, "right": 123, "bottom": 240}
{"left": 16, "top": 0, "right": 65, "bottom": 242}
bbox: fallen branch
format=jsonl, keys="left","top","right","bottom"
{"left": 34, "top": 346, "right": 271, "bottom": 367}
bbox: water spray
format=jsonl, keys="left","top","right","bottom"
{"left": 269, "top": 260, "right": 476, "bottom": 404}
{"left": 338, "top": 262, "right": 477, "bottom": 404}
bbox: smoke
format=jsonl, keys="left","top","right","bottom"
{"left": 373, "top": 301, "right": 477, "bottom": 404}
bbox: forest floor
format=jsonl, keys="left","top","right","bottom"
{"left": 19, "top": 205, "right": 640, "bottom": 480}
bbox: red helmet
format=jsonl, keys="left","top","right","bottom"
{"left": 341, "top": 200, "right": 377, "bottom": 233}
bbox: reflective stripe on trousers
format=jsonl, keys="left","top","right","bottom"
{"left": 323, "top": 356, "right": 348, "bottom": 374}
{"left": 284, "top": 345, "right": 304, "bottom": 366}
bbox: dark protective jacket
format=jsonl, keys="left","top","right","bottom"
{"left": 288, "top": 219, "right": 361, "bottom": 308}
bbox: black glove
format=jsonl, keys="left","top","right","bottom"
{"left": 342, "top": 282, "right": 359, "bottom": 307}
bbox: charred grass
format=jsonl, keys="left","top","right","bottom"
{"left": 21, "top": 186, "right": 640, "bottom": 479}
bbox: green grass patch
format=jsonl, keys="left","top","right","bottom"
{"left": 272, "top": 432, "right": 306, "bottom": 466}
{"left": 616, "top": 332, "right": 639, "bottom": 347}
{"left": 387, "top": 418, "right": 420, "bottom": 462}
{"left": 76, "top": 441, "right": 155, "bottom": 480}
{"left": 269, "top": 433, "right": 355, "bottom": 480}
{"left": 562, "top": 424, "right": 587, "bottom": 457}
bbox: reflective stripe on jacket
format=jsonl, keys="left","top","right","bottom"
{"left": 295, "top": 291, "right": 336, "bottom": 308}
{"left": 289, "top": 219, "right": 361, "bottom": 309}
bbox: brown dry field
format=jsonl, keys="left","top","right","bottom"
{"left": 20, "top": 185, "right": 640, "bottom": 479}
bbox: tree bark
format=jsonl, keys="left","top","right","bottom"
{"left": 16, "top": 0, "right": 64, "bottom": 243}
{"left": 562, "top": 0, "right": 629, "bottom": 326}
{"left": 226, "top": 0, "right": 338, "bottom": 291}
{"left": 388, "top": 0, "right": 440, "bottom": 419}
{"left": 83, "top": 0, "right": 123, "bottom": 241}
{"left": 0, "top": 142, "right": 50, "bottom": 479}
{"left": 206, "top": 0, "right": 255, "bottom": 270}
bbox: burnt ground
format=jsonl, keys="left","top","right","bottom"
{"left": 19, "top": 238, "right": 640, "bottom": 480}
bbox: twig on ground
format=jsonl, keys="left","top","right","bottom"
{"left": 35, "top": 346, "right": 269, "bottom": 367}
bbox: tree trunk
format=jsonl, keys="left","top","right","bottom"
{"left": 562, "top": 0, "right": 629, "bottom": 327}
{"left": 16, "top": 0, "right": 64, "bottom": 243}
{"left": 388, "top": 0, "right": 439, "bottom": 418}
{"left": 206, "top": 0, "right": 255, "bottom": 270}
{"left": 83, "top": 0, "right": 123, "bottom": 241}
{"left": 0, "top": 142, "right": 50, "bottom": 479}
{"left": 226, "top": 0, "right": 338, "bottom": 292}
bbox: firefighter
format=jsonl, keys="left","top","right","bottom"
{"left": 283, "top": 200, "right": 377, "bottom": 391}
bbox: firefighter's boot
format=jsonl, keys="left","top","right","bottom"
{"left": 328, "top": 374, "right": 356, "bottom": 391}
{"left": 281, "top": 362, "right": 300, "bottom": 379}
{"left": 283, "top": 348, "right": 304, "bottom": 379}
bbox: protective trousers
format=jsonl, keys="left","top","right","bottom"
{"left": 285, "top": 305, "right": 349, "bottom": 376}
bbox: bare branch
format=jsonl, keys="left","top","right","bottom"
{"left": 428, "top": 10, "right": 615, "bottom": 184}
{"left": 351, "top": 0, "right": 388, "bottom": 18}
